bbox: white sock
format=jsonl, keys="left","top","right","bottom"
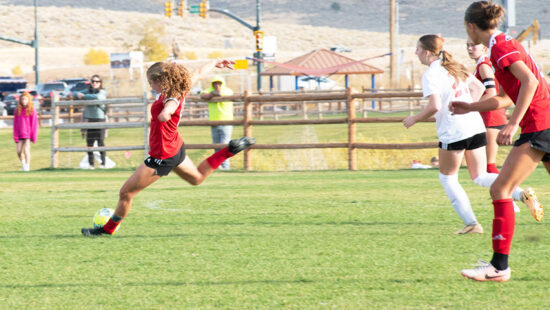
{"left": 21, "top": 158, "right": 27, "bottom": 165}
{"left": 439, "top": 173, "right": 477, "bottom": 225}
{"left": 473, "top": 173, "right": 524, "bottom": 202}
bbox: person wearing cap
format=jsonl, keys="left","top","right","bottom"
{"left": 200, "top": 75, "right": 234, "bottom": 170}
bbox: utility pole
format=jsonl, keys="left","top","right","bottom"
{"left": 255, "top": 0, "right": 262, "bottom": 91}
{"left": 0, "top": 0, "right": 39, "bottom": 84}
{"left": 389, "top": 0, "right": 396, "bottom": 88}
{"left": 206, "top": 0, "right": 263, "bottom": 91}
{"left": 34, "top": 0, "right": 39, "bottom": 84}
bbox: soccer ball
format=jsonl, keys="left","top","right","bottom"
{"left": 93, "top": 208, "right": 119, "bottom": 232}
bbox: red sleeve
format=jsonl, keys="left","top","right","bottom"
{"left": 492, "top": 44, "right": 521, "bottom": 70}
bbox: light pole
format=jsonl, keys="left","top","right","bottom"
{"left": 34, "top": 0, "right": 40, "bottom": 84}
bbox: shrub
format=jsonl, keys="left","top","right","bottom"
{"left": 207, "top": 50, "right": 223, "bottom": 59}
{"left": 83, "top": 48, "right": 109, "bottom": 65}
{"left": 138, "top": 23, "right": 169, "bottom": 62}
{"left": 185, "top": 51, "right": 198, "bottom": 60}
{"left": 12, "top": 65, "right": 22, "bottom": 76}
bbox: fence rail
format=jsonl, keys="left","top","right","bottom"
{"left": 47, "top": 89, "right": 433, "bottom": 170}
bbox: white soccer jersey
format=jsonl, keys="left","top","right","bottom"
{"left": 421, "top": 59, "right": 486, "bottom": 144}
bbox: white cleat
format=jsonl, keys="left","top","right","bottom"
{"left": 461, "top": 260, "right": 511, "bottom": 282}
{"left": 522, "top": 188, "right": 543, "bottom": 222}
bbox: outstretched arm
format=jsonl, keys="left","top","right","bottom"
{"left": 403, "top": 94, "right": 440, "bottom": 128}
{"left": 190, "top": 59, "right": 235, "bottom": 87}
{"left": 449, "top": 84, "right": 513, "bottom": 115}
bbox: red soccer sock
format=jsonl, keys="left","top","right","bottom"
{"left": 103, "top": 218, "right": 121, "bottom": 234}
{"left": 206, "top": 147, "right": 234, "bottom": 169}
{"left": 487, "top": 163, "right": 500, "bottom": 174}
{"left": 492, "top": 199, "right": 515, "bottom": 255}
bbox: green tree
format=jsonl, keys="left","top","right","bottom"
{"left": 12, "top": 65, "right": 22, "bottom": 76}
{"left": 83, "top": 48, "right": 110, "bottom": 65}
{"left": 138, "top": 23, "right": 169, "bottom": 62}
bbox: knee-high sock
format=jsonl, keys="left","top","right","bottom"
{"left": 439, "top": 173, "right": 477, "bottom": 225}
{"left": 492, "top": 199, "right": 515, "bottom": 255}
{"left": 473, "top": 173, "right": 524, "bottom": 202}
{"left": 206, "top": 147, "right": 234, "bottom": 169}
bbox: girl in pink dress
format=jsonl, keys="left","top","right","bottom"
{"left": 13, "top": 92, "right": 38, "bottom": 171}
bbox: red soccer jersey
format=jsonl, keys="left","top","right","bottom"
{"left": 148, "top": 95, "right": 184, "bottom": 159}
{"left": 474, "top": 56, "right": 507, "bottom": 127}
{"left": 489, "top": 32, "right": 550, "bottom": 133}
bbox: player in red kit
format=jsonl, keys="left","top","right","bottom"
{"left": 82, "top": 59, "right": 255, "bottom": 236}
{"left": 451, "top": 1, "right": 548, "bottom": 282}
{"left": 467, "top": 38, "right": 507, "bottom": 173}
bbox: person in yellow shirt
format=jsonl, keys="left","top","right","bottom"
{"left": 200, "top": 75, "right": 234, "bottom": 169}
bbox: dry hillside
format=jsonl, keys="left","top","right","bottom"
{"left": 0, "top": 2, "right": 548, "bottom": 92}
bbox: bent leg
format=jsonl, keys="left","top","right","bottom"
{"left": 115, "top": 163, "right": 161, "bottom": 218}
{"left": 172, "top": 155, "right": 213, "bottom": 186}
{"left": 486, "top": 128, "right": 500, "bottom": 173}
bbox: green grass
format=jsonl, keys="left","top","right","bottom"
{"left": 1, "top": 168, "right": 549, "bottom": 309}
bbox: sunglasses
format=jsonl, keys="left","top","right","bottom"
{"left": 91, "top": 80, "right": 101, "bottom": 83}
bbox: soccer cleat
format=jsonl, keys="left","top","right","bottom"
{"left": 81, "top": 226, "right": 109, "bottom": 236}
{"left": 228, "top": 136, "right": 255, "bottom": 154}
{"left": 461, "top": 260, "right": 511, "bottom": 282}
{"left": 454, "top": 223, "right": 483, "bottom": 234}
{"left": 522, "top": 188, "right": 543, "bottom": 222}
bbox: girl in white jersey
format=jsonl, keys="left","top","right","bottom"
{"left": 404, "top": 34, "right": 530, "bottom": 234}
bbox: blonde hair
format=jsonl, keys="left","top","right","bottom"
{"left": 418, "top": 34, "right": 469, "bottom": 82}
{"left": 146, "top": 62, "right": 191, "bottom": 98}
{"left": 16, "top": 92, "right": 34, "bottom": 116}
{"left": 465, "top": 1, "right": 505, "bottom": 30}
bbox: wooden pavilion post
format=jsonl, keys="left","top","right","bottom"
{"left": 347, "top": 87, "right": 357, "bottom": 170}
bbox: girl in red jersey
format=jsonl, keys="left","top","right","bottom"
{"left": 82, "top": 60, "right": 255, "bottom": 236}
{"left": 466, "top": 37, "right": 507, "bottom": 173}
{"left": 451, "top": 1, "right": 549, "bottom": 282}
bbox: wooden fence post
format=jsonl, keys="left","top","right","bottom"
{"left": 50, "top": 97, "right": 60, "bottom": 168}
{"left": 347, "top": 87, "right": 357, "bottom": 170}
{"left": 243, "top": 90, "right": 252, "bottom": 170}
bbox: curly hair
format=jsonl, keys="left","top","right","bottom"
{"left": 418, "top": 34, "right": 469, "bottom": 82}
{"left": 147, "top": 62, "right": 191, "bottom": 98}
{"left": 16, "top": 92, "right": 34, "bottom": 116}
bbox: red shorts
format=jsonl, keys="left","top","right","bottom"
{"left": 480, "top": 109, "right": 507, "bottom": 128}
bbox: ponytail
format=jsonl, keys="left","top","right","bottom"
{"left": 418, "top": 34, "right": 469, "bottom": 82}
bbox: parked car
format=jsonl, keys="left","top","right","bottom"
{"left": 297, "top": 76, "right": 341, "bottom": 91}
{"left": 69, "top": 81, "right": 91, "bottom": 93}
{"left": 36, "top": 82, "right": 70, "bottom": 109}
{"left": 37, "top": 81, "right": 69, "bottom": 97}
{"left": 330, "top": 46, "right": 352, "bottom": 53}
{"left": 57, "top": 78, "right": 88, "bottom": 90}
{"left": 0, "top": 101, "right": 6, "bottom": 116}
{"left": 4, "top": 93, "right": 20, "bottom": 115}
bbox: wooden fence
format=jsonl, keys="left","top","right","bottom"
{"left": 47, "top": 89, "right": 432, "bottom": 170}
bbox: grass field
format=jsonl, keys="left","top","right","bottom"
{"left": 1, "top": 168, "right": 549, "bottom": 309}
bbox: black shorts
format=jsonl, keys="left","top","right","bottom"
{"left": 487, "top": 124, "right": 506, "bottom": 130}
{"left": 144, "top": 144, "right": 186, "bottom": 176}
{"left": 439, "top": 132, "right": 487, "bottom": 151}
{"left": 514, "top": 129, "right": 550, "bottom": 162}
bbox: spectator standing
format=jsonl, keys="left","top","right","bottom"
{"left": 200, "top": 75, "right": 234, "bottom": 170}
{"left": 71, "top": 75, "right": 108, "bottom": 169}
{"left": 13, "top": 92, "right": 38, "bottom": 171}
